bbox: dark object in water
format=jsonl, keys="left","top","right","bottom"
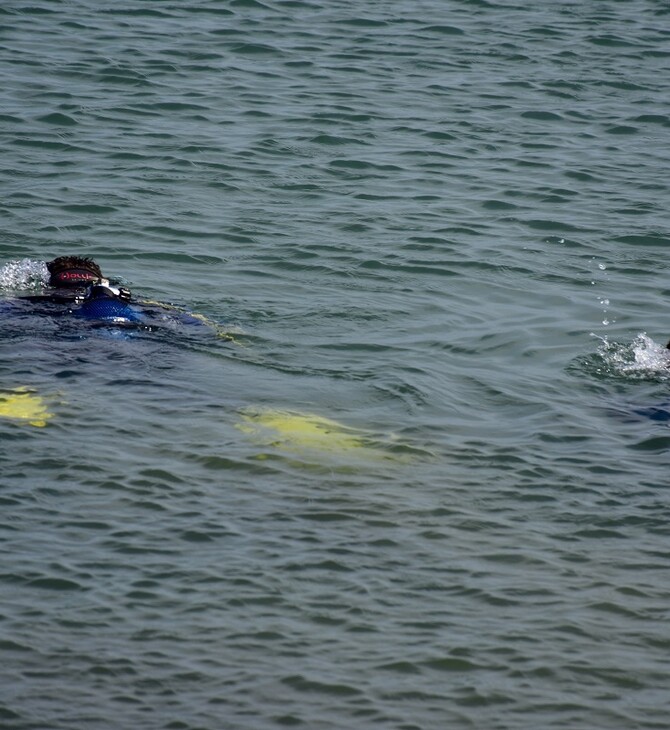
{"left": 47, "top": 256, "right": 103, "bottom": 288}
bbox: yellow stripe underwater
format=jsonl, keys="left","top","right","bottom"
{"left": 0, "top": 387, "right": 54, "bottom": 428}
{"left": 235, "top": 407, "right": 422, "bottom": 463}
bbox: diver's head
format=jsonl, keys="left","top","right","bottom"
{"left": 47, "top": 256, "right": 102, "bottom": 288}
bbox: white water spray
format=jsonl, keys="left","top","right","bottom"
{"left": 0, "top": 259, "right": 49, "bottom": 290}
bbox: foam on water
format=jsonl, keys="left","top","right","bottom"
{"left": 0, "top": 258, "right": 49, "bottom": 291}
{"left": 590, "top": 332, "right": 670, "bottom": 380}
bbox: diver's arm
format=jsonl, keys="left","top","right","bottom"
{"left": 137, "top": 299, "right": 238, "bottom": 340}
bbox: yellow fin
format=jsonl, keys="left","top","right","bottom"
{"left": 236, "top": 408, "right": 433, "bottom": 465}
{"left": 0, "top": 387, "right": 54, "bottom": 427}
{"left": 234, "top": 407, "right": 414, "bottom": 467}
{"left": 237, "top": 408, "right": 366, "bottom": 452}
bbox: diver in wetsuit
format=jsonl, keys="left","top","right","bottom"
{"left": 5, "top": 254, "right": 227, "bottom": 333}
{"left": 17, "top": 256, "right": 144, "bottom": 324}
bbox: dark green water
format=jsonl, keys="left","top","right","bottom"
{"left": 2, "top": 1, "right": 670, "bottom": 728}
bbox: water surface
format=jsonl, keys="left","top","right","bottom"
{"left": 1, "top": 1, "right": 670, "bottom": 728}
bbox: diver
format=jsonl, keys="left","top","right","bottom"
{"left": 14, "top": 255, "right": 146, "bottom": 325}
{"left": 7, "top": 255, "right": 214, "bottom": 331}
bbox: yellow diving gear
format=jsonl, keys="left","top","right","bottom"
{"left": 0, "top": 387, "right": 54, "bottom": 427}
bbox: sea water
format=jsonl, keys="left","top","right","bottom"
{"left": 1, "top": 2, "right": 670, "bottom": 728}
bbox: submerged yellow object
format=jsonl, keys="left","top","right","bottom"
{"left": 0, "top": 387, "right": 54, "bottom": 427}
{"left": 236, "top": 407, "right": 395, "bottom": 461}
{"left": 237, "top": 409, "right": 369, "bottom": 452}
{"left": 236, "top": 408, "right": 433, "bottom": 464}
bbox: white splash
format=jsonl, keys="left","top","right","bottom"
{"left": 626, "top": 333, "right": 670, "bottom": 372}
{"left": 592, "top": 332, "right": 670, "bottom": 378}
{"left": 0, "top": 259, "right": 49, "bottom": 290}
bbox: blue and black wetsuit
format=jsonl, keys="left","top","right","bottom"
{"left": 3, "top": 261, "right": 224, "bottom": 336}
{"left": 18, "top": 280, "right": 146, "bottom": 326}
{"left": 74, "top": 281, "right": 145, "bottom": 325}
